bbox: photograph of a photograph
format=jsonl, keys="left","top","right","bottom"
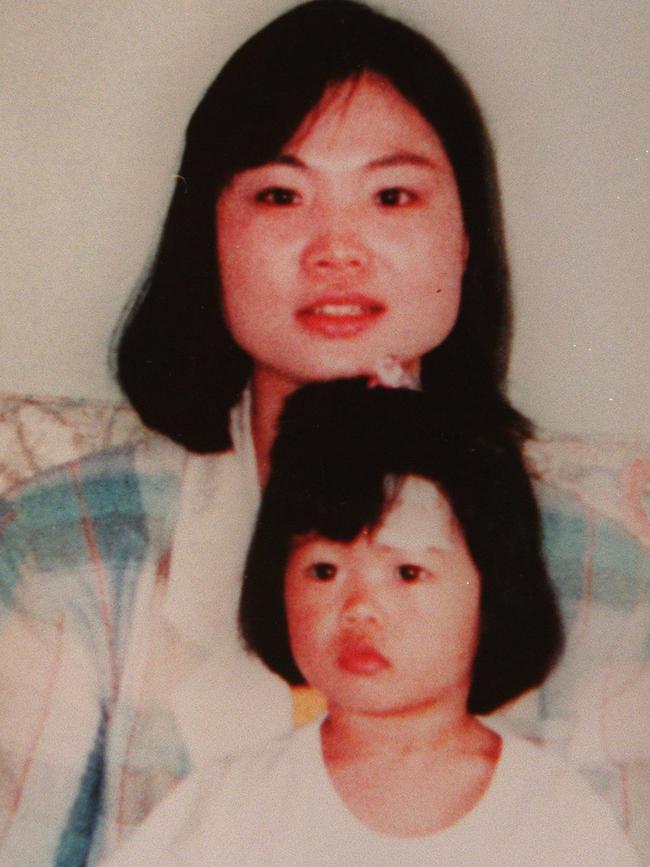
{"left": 1, "top": 2, "right": 647, "bottom": 864}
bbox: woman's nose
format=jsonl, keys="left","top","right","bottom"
{"left": 301, "top": 229, "right": 371, "bottom": 279}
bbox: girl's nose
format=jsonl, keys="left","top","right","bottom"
{"left": 301, "top": 230, "right": 371, "bottom": 279}
{"left": 340, "top": 588, "right": 381, "bottom": 628}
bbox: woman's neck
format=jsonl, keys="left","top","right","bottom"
{"left": 250, "top": 366, "right": 302, "bottom": 484}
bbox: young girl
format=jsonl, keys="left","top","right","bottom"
{"left": 103, "top": 382, "right": 640, "bottom": 865}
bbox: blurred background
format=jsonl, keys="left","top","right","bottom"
{"left": 1, "top": 0, "right": 647, "bottom": 439}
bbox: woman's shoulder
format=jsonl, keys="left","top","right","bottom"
{"left": 0, "top": 436, "right": 189, "bottom": 616}
{"left": 527, "top": 433, "right": 649, "bottom": 600}
{"left": 515, "top": 433, "right": 649, "bottom": 862}
{"left": 526, "top": 432, "right": 649, "bottom": 543}
{"left": 1, "top": 435, "right": 187, "bottom": 526}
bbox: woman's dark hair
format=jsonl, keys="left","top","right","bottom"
{"left": 117, "top": 0, "right": 528, "bottom": 452}
{"left": 240, "top": 380, "right": 561, "bottom": 714}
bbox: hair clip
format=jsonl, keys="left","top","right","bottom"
{"left": 367, "top": 355, "right": 421, "bottom": 391}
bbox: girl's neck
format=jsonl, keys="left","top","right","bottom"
{"left": 250, "top": 366, "right": 301, "bottom": 484}
{"left": 322, "top": 696, "right": 484, "bottom": 762}
{"left": 320, "top": 700, "right": 501, "bottom": 838}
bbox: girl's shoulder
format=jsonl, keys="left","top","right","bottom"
{"left": 203, "top": 717, "right": 321, "bottom": 792}
{"left": 490, "top": 732, "right": 641, "bottom": 865}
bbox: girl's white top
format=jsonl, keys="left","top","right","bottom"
{"left": 102, "top": 718, "right": 640, "bottom": 866}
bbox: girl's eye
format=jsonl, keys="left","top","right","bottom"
{"left": 376, "top": 187, "right": 415, "bottom": 207}
{"left": 308, "top": 562, "right": 338, "bottom": 581}
{"left": 255, "top": 187, "right": 301, "bottom": 206}
{"left": 397, "top": 564, "right": 425, "bottom": 582}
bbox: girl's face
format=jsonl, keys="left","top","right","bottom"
{"left": 284, "top": 476, "right": 480, "bottom": 717}
{"left": 217, "top": 72, "right": 467, "bottom": 393}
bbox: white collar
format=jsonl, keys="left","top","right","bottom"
{"left": 163, "top": 389, "right": 260, "bottom": 648}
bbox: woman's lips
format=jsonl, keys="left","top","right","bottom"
{"left": 337, "top": 642, "right": 390, "bottom": 675}
{"left": 295, "top": 294, "right": 386, "bottom": 338}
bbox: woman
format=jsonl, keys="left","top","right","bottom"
{"left": 117, "top": 0, "right": 523, "bottom": 455}
{"left": 0, "top": 2, "right": 612, "bottom": 866}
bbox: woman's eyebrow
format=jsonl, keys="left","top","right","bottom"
{"left": 366, "top": 152, "right": 439, "bottom": 170}
{"left": 264, "top": 151, "right": 439, "bottom": 170}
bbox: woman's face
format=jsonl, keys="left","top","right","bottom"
{"left": 217, "top": 72, "right": 467, "bottom": 393}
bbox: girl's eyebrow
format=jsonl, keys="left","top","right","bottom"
{"left": 288, "top": 530, "right": 322, "bottom": 550}
{"left": 272, "top": 153, "right": 306, "bottom": 167}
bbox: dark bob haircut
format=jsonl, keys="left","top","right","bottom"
{"left": 117, "top": 0, "right": 528, "bottom": 453}
{"left": 240, "top": 380, "right": 562, "bottom": 715}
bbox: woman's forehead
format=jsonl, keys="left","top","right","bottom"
{"left": 282, "top": 71, "right": 447, "bottom": 163}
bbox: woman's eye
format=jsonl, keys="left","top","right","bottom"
{"left": 376, "top": 187, "right": 415, "bottom": 207}
{"left": 308, "top": 562, "right": 338, "bottom": 581}
{"left": 397, "top": 564, "right": 424, "bottom": 582}
{"left": 255, "top": 187, "right": 301, "bottom": 206}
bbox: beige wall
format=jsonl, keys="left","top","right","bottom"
{"left": 1, "top": 1, "right": 647, "bottom": 438}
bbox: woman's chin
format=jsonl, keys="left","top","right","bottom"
{"left": 252, "top": 358, "right": 373, "bottom": 395}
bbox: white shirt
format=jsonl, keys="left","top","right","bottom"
{"left": 103, "top": 719, "right": 640, "bottom": 866}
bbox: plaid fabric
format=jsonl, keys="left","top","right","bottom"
{"left": 0, "top": 436, "right": 648, "bottom": 865}
{"left": 0, "top": 438, "right": 186, "bottom": 866}
{"left": 529, "top": 446, "right": 650, "bottom": 862}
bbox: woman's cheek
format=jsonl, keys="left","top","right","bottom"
{"left": 238, "top": 215, "right": 309, "bottom": 284}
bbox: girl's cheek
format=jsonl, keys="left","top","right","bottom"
{"left": 287, "top": 588, "right": 317, "bottom": 635}
{"left": 296, "top": 596, "right": 333, "bottom": 641}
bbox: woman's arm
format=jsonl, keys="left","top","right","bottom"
{"left": 0, "top": 475, "right": 109, "bottom": 866}
{"left": 535, "top": 474, "right": 650, "bottom": 862}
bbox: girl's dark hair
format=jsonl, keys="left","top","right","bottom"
{"left": 116, "top": 0, "right": 528, "bottom": 452}
{"left": 240, "top": 380, "right": 562, "bottom": 714}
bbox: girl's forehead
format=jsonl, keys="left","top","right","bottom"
{"left": 288, "top": 476, "right": 456, "bottom": 556}
{"left": 373, "top": 475, "right": 454, "bottom": 552}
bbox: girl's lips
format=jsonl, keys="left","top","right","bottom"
{"left": 337, "top": 642, "right": 390, "bottom": 675}
{"left": 295, "top": 295, "right": 386, "bottom": 338}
